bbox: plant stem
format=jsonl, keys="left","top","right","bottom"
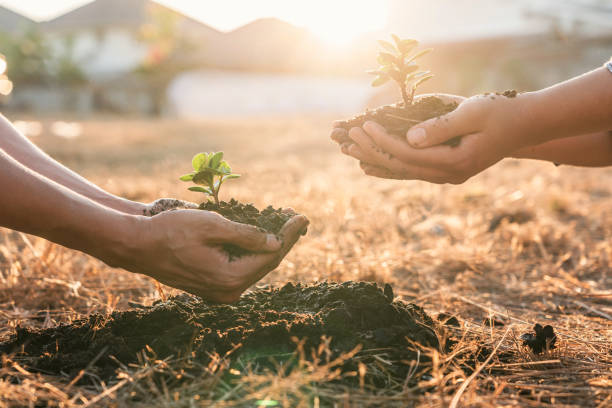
{"left": 400, "top": 82, "right": 411, "bottom": 106}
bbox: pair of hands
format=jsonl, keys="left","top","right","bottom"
{"left": 124, "top": 199, "right": 308, "bottom": 303}
{"left": 331, "top": 93, "right": 537, "bottom": 184}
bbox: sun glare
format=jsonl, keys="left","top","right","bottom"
{"left": 300, "top": 2, "right": 390, "bottom": 47}
{"left": 160, "top": 0, "right": 390, "bottom": 47}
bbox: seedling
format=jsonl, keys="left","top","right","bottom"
{"left": 367, "top": 34, "right": 433, "bottom": 106}
{"left": 180, "top": 152, "right": 240, "bottom": 205}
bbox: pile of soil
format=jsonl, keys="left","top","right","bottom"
{"left": 1, "top": 282, "right": 438, "bottom": 385}
{"left": 335, "top": 96, "right": 460, "bottom": 146}
{"left": 200, "top": 199, "right": 294, "bottom": 258}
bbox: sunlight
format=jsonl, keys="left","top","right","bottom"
{"left": 158, "top": 0, "right": 389, "bottom": 46}
{"left": 299, "top": 1, "right": 390, "bottom": 47}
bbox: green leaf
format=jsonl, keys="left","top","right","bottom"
{"left": 193, "top": 169, "right": 221, "bottom": 186}
{"left": 218, "top": 160, "right": 232, "bottom": 174}
{"left": 377, "top": 52, "right": 396, "bottom": 66}
{"left": 222, "top": 174, "right": 240, "bottom": 181}
{"left": 188, "top": 186, "right": 213, "bottom": 194}
{"left": 371, "top": 75, "right": 390, "bottom": 87}
{"left": 398, "top": 39, "right": 418, "bottom": 55}
{"left": 191, "top": 153, "right": 209, "bottom": 171}
{"left": 209, "top": 152, "right": 224, "bottom": 170}
{"left": 411, "top": 74, "right": 434, "bottom": 91}
{"left": 378, "top": 39, "right": 397, "bottom": 53}
{"left": 406, "top": 48, "right": 433, "bottom": 64}
{"left": 391, "top": 34, "right": 402, "bottom": 50}
{"left": 179, "top": 173, "right": 195, "bottom": 181}
{"left": 405, "top": 70, "right": 431, "bottom": 83}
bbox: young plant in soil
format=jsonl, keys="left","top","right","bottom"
{"left": 180, "top": 151, "right": 294, "bottom": 257}
{"left": 335, "top": 35, "right": 462, "bottom": 147}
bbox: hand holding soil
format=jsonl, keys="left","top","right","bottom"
{"left": 114, "top": 209, "right": 308, "bottom": 303}
{"left": 333, "top": 64, "right": 612, "bottom": 184}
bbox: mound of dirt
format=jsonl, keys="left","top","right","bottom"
{"left": 1, "top": 282, "right": 438, "bottom": 385}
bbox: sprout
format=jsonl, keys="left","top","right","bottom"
{"left": 367, "top": 34, "right": 433, "bottom": 106}
{"left": 179, "top": 152, "right": 240, "bottom": 205}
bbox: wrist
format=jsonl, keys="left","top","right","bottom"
{"left": 76, "top": 211, "right": 148, "bottom": 270}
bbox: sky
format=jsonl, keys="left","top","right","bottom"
{"left": 0, "top": 0, "right": 391, "bottom": 45}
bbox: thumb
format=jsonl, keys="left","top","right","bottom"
{"left": 216, "top": 220, "right": 283, "bottom": 252}
{"left": 406, "top": 104, "right": 478, "bottom": 148}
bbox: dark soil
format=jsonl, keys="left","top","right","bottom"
{"left": 1, "top": 282, "right": 439, "bottom": 386}
{"left": 200, "top": 199, "right": 294, "bottom": 258}
{"left": 335, "top": 96, "right": 461, "bottom": 146}
{"left": 521, "top": 324, "right": 557, "bottom": 354}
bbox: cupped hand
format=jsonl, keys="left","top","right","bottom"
{"left": 121, "top": 209, "right": 309, "bottom": 303}
{"left": 332, "top": 92, "right": 538, "bottom": 184}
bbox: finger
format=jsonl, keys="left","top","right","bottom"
{"left": 350, "top": 124, "right": 418, "bottom": 173}
{"left": 213, "top": 218, "right": 283, "bottom": 252}
{"left": 281, "top": 207, "right": 296, "bottom": 216}
{"left": 240, "top": 215, "right": 309, "bottom": 285}
{"left": 359, "top": 161, "right": 451, "bottom": 183}
{"left": 365, "top": 121, "right": 460, "bottom": 168}
{"left": 331, "top": 127, "right": 351, "bottom": 144}
{"left": 406, "top": 102, "right": 479, "bottom": 148}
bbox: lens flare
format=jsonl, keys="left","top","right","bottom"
{"left": 0, "top": 55, "right": 6, "bottom": 76}
{"left": 0, "top": 76, "right": 13, "bottom": 96}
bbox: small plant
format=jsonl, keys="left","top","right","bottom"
{"left": 180, "top": 152, "right": 240, "bottom": 205}
{"left": 368, "top": 34, "right": 433, "bottom": 106}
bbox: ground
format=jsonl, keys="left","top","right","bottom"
{"left": 0, "top": 115, "right": 610, "bottom": 407}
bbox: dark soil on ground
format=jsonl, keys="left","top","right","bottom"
{"left": 200, "top": 199, "right": 294, "bottom": 258}
{"left": 335, "top": 96, "right": 461, "bottom": 146}
{"left": 1, "top": 282, "right": 439, "bottom": 386}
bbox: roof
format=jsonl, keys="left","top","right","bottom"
{"left": 0, "top": 5, "right": 34, "bottom": 33}
{"left": 42, "top": 0, "right": 219, "bottom": 35}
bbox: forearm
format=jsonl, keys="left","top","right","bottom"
{"left": 527, "top": 67, "right": 612, "bottom": 145}
{"left": 0, "top": 114, "right": 144, "bottom": 215}
{"left": 512, "top": 131, "right": 612, "bottom": 167}
{"left": 0, "top": 147, "right": 140, "bottom": 265}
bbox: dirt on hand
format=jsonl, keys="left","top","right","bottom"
{"left": 1, "top": 282, "right": 439, "bottom": 386}
{"left": 200, "top": 199, "right": 294, "bottom": 258}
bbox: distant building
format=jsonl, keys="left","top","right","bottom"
{"left": 0, "top": 5, "right": 34, "bottom": 34}
{"left": 41, "top": 0, "right": 220, "bottom": 80}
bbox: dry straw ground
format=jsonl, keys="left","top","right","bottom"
{"left": 0, "top": 116, "right": 611, "bottom": 407}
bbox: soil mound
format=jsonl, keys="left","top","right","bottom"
{"left": 1, "top": 282, "right": 438, "bottom": 384}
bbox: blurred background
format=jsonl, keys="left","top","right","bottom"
{"left": 0, "top": 0, "right": 611, "bottom": 119}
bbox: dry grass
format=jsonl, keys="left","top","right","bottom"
{"left": 1, "top": 115, "right": 611, "bottom": 407}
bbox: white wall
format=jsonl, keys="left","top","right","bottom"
{"left": 48, "top": 28, "right": 148, "bottom": 80}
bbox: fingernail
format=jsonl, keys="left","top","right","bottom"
{"left": 407, "top": 127, "right": 426, "bottom": 146}
{"left": 266, "top": 234, "right": 282, "bottom": 249}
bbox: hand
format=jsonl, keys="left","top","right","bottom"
{"left": 116, "top": 210, "right": 309, "bottom": 303}
{"left": 143, "top": 198, "right": 198, "bottom": 216}
{"left": 332, "top": 92, "right": 539, "bottom": 184}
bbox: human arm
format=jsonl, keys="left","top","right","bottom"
{"left": 0, "top": 114, "right": 195, "bottom": 215}
{"left": 331, "top": 66, "right": 612, "bottom": 182}
{"left": 0, "top": 147, "right": 308, "bottom": 302}
{"left": 511, "top": 131, "right": 612, "bottom": 167}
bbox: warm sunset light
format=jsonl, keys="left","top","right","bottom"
{"left": 1, "top": 0, "right": 389, "bottom": 46}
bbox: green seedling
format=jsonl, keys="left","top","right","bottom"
{"left": 368, "top": 34, "right": 433, "bottom": 106}
{"left": 180, "top": 152, "right": 240, "bottom": 205}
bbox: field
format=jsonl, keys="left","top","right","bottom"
{"left": 1, "top": 115, "right": 611, "bottom": 407}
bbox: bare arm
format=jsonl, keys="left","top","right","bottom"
{"left": 512, "top": 131, "right": 612, "bottom": 167}
{"left": 0, "top": 147, "right": 309, "bottom": 302}
{"left": 0, "top": 114, "right": 144, "bottom": 215}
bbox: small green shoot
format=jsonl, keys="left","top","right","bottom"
{"left": 179, "top": 152, "right": 240, "bottom": 205}
{"left": 368, "top": 34, "right": 433, "bottom": 106}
